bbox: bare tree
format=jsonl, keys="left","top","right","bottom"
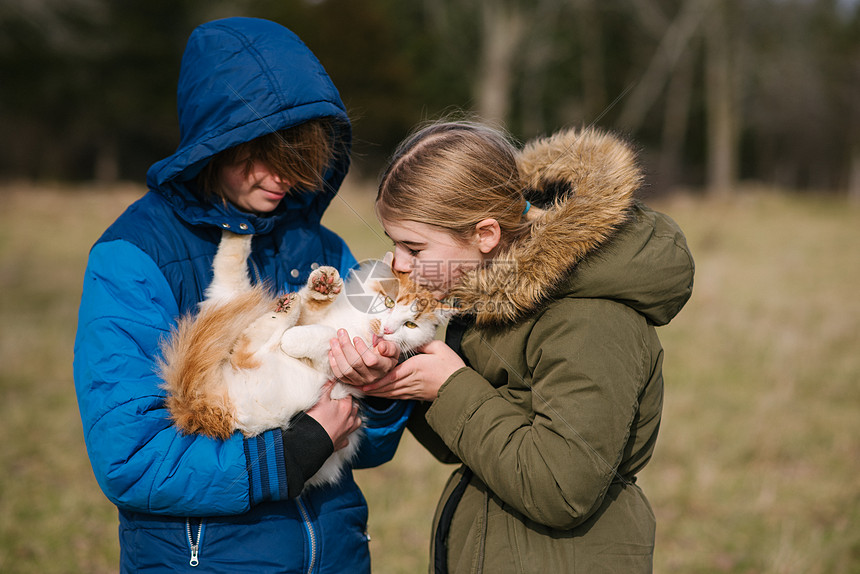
{"left": 849, "top": 151, "right": 860, "bottom": 203}
{"left": 517, "top": 0, "right": 565, "bottom": 136}
{"left": 659, "top": 43, "right": 697, "bottom": 190}
{"left": 704, "top": 0, "right": 741, "bottom": 197}
{"left": 574, "top": 0, "right": 606, "bottom": 124}
{"left": 474, "top": 0, "right": 526, "bottom": 124}
{"left": 626, "top": 0, "right": 707, "bottom": 190}
{"left": 617, "top": 0, "right": 712, "bottom": 132}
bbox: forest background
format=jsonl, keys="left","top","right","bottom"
{"left": 1, "top": 0, "right": 859, "bottom": 573}
{"left": 2, "top": 0, "right": 860, "bottom": 197}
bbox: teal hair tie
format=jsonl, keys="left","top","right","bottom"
{"left": 522, "top": 200, "right": 531, "bottom": 215}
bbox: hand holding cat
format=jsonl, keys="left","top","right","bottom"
{"left": 306, "top": 381, "right": 361, "bottom": 451}
{"left": 328, "top": 328, "right": 401, "bottom": 386}
{"left": 360, "top": 340, "right": 466, "bottom": 401}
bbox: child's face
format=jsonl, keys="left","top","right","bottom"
{"left": 219, "top": 158, "right": 293, "bottom": 214}
{"left": 381, "top": 218, "right": 484, "bottom": 299}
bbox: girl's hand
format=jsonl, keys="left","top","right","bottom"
{"left": 360, "top": 340, "right": 466, "bottom": 401}
{"left": 306, "top": 381, "right": 361, "bottom": 451}
{"left": 329, "top": 329, "right": 400, "bottom": 386}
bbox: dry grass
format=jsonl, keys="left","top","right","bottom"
{"left": 0, "top": 179, "right": 858, "bottom": 573}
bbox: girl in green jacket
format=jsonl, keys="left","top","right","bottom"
{"left": 353, "top": 121, "right": 694, "bottom": 573}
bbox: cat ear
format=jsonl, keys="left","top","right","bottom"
{"left": 382, "top": 251, "right": 394, "bottom": 267}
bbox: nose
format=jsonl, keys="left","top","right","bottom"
{"left": 391, "top": 247, "right": 413, "bottom": 273}
{"left": 270, "top": 171, "right": 290, "bottom": 186}
{"left": 384, "top": 327, "right": 394, "bottom": 335}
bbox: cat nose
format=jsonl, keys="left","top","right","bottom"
{"left": 384, "top": 327, "right": 394, "bottom": 335}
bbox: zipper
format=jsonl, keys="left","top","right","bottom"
{"left": 185, "top": 517, "right": 204, "bottom": 567}
{"left": 296, "top": 496, "right": 317, "bottom": 574}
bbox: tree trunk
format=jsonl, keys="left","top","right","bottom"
{"left": 519, "top": 0, "right": 563, "bottom": 136}
{"left": 849, "top": 148, "right": 860, "bottom": 204}
{"left": 658, "top": 44, "right": 696, "bottom": 191}
{"left": 704, "top": 1, "right": 739, "bottom": 197}
{"left": 617, "top": 0, "right": 711, "bottom": 132}
{"left": 94, "top": 137, "right": 120, "bottom": 183}
{"left": 475, "top": 0, "right": 525, "bottom": 124}
{"left": 576, "top": 0, "right": 606, "bottom": 123}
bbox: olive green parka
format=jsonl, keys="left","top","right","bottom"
{"left": 407, "top": 127, "right": 695, "bottom": 573}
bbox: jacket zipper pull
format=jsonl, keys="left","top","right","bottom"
{"left": 186, "top": 517, "right": 203, "bottom": 567}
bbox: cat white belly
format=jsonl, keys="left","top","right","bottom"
{"left": 225, "top": 352, "right": 363, "bottom": 489}
{"left": 226, "top": 354, "right": 326, "bottom": 437}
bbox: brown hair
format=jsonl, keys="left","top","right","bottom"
{"left": 197, "top": 118, "right": 339, "bottom": 202}
{"left": 376, "top": 121, "right": 540, "bottom": 250}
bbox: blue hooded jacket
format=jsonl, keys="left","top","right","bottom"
{"left": 73, "top": 18, "right": 410, "bottom": 573}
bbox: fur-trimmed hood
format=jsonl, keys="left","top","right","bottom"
{"left": 451, "top": 126, "right": 694, "bottom": 327}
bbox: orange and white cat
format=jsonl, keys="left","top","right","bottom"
{"left": 159, "top": 230, "right": 448, "bottom": 489}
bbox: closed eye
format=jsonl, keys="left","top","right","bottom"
{"left": 389, "top": 238, "right": 422, "bottom": 257}
{"left": 394, "top": 243, "right": 420, "bottom": 257}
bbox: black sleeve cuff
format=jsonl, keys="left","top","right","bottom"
{"left": 282, "top": 413, "right": 334, "bottom": 498}
{"left": 361, "top": 396, "right": 396, "bottom": 412}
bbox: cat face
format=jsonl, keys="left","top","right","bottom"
{"left": 359, "top": 266, "right": 453, "bottom": 353}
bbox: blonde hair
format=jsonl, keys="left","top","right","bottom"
{"left": 197, "top": 118, "right": 340, "bottom": 202}
{"left": 376, "top": 121, "right": 540, "bottom": 249}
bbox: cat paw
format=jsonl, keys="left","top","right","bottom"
{"left": 307, "top": 267, "right": 342, "bottom": 300}
{"left": 275, "top": 292, "right": 298, "bottom": 313}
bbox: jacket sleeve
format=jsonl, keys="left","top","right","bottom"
{"left": 407, "top": 402, "right": 460, "bottom": 464}
{"left": 74, "top": 240, "right": 292, "bottom": 516}
{"left": 424, "top": 299, "right": 651, "bottom": 529}
{"left": 351, "top": 398, "right": 414, "bottom": 469}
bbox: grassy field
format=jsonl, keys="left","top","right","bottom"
{"left": 0, "top": 178, "right": 857, "bottom": 573}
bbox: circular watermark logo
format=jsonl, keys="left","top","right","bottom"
{"left": 343, "top": 258, "right": 400, "bottom": 314}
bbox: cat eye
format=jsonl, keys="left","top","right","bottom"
{"left": 384, "top": 296, "right": 395, "bottom": 308}
{"left": 405, "top": 321, "right": 418, "bottom": 329}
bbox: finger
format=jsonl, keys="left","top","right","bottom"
{"left": 416, "top": 340, "right": 437, "bottom": 353}
{"left": 417, "top": 339, "right": 448, "bottom": 354}
{"left": 362, "top": 376, "right": 404, "bottom": 397}
{"left": 352, "top": 336, "right": 380, "bottom": 369}
{"left": 328, "top": 342, "right": 349, "bottom": 380}
{"left": 360, "top": 378, "right": 393, "bottom": 395}
{"left": 362, "top": 383, "right": 405, "bottom": 399}
{"left": 329, "top": 336, "right": 356, "bottom": 379}
{"left": 374, "top": 339, "right": 400, "bottom": 359}
{"left": 336, "top": 329, "right": 369, "bottom": 375}
{"left": 328, "top": 350, "right": 342, "bottom": 379}
{"left": 365, "top": 360, "right": 412, "bottom": 391}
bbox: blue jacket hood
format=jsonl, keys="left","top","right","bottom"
{"left": 146, "top": 17, "right": 351, "bottom": 229}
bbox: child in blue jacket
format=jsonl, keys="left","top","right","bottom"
{"left": 73, "top": 17, "right": 409, "bottom": 573}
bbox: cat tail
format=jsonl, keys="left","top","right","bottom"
{"left": 158, "top": 286, "right": 275, "bottom": 440}
{"left": 203, "top": 230, "right": 254, "bottom": 306}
